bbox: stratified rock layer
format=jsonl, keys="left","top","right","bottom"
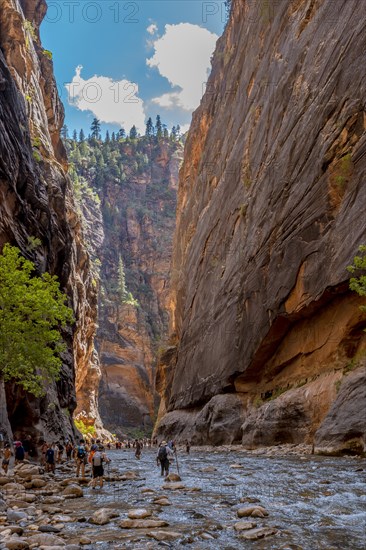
{"left": 155, "top": 0, "right": 366, "bottom": 453}
{"left": 0, "top": 0, "right": 99, "bottom": 441}
{"left": 95, "top": 141, "right": 183, "bottom": 434}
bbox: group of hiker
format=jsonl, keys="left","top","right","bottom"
{"left": 1, "top": 435, "right": 192, "bottom": 483}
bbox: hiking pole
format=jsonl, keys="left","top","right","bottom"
{"left": 175, "top": 447, "right": 180, "bottom": 476}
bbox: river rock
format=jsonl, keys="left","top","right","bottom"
{"left": 153, "top": 498, "right": 171, "bottom": 506}
{"left": 62, "top": 485, "right": 83, "bottom": 498}
{"left": 91, "top": 508, "right": 119, "bottom": 525}
{"left": 148, "top": 530, "right": 181, "bottom": 541}
{"left": 162, "top": 482, "right": 185, "bottom": 490}
{"left": 0, "top": 526, "right": 23, "bottom": 535}
{"left": 38, "top": 525, "right": 62, "bottom": 533}
{"left": 0, "top": 477, "right": 14, "bottom": 486}
{"left": 3, "top": 539, "right": 29, "bottom": 550}
{"left": 27, "top": 533, "right": 66, "bottom": 546}
{"left": 120, "top": 519, "right": 169, "bottom": 529}
{"left": 240, "top": 527, "right": 278, "bottom": 540}
{"left": 240, "top": 497, "right": 261, "bottom": 504}
{"left": 79, "top": 537, "right": 92, "bottom": 545}
{"left": 6, "top": 510, "right": 28, "bottom": 522}
{"left": 14, "top": 465, "right": 40, "bottom": 478}
{"left": 237, "top": 506, "right": 269, "bottom": 518}
{"left": 234, "top": 521, "right": 257, "bottom": 531}
{"left": 165, "top": 473, "right": 181, "bottom": 482}
{"left": 29, "top": 479, "right": 47, "bottom": 489}
{"left": 2, "top": 483, "right": 25, "bottom": 493}
{"left": 127, "top": 509, "right": 152, "bottom": 519}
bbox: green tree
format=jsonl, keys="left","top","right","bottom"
{"left": 348, "top": 245, "right": 366, "bottom": 313}
{"left": 72, "top": 129, "right": 78, "bottom": 141}
{"left": 105, "top": 130, "right": 110, "bottom": 143}
{"left": 117, "top": 128, "right": 126, "bottom": 140}
{"left": 145, "top": 117, "right": 154, "bottom": 137}
{"left": 129, "top": 125, "right": 138, "bottom": 139}
{"left": 0, "top": 244, "right": 74, "bottom": 396}
{"left": 155, "top": 115, "right": 163, "bottom": 139}
{"left": 79, "top": 128, "right": 85, "bottom": 142}
{"left": 61, "top": 124, "right": 69, "bottom": 140}
{"left": 90, "top": 117, "right": 101, "bottom": 140}
{"left": 117, "top": 255, "right": 138, "bottom": 306}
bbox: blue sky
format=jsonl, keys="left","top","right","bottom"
{"left": 41, "top": 1, "right": 226, "bottom": 136}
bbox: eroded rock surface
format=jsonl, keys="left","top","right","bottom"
{"left": 155, "top": 0, "right": 366, "bottom": 452}
{"left": 0, "top": 0, "right": 100, "bottom": 440}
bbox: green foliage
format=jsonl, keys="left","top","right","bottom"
{"left": 74, "top": 419, "right": 96, "bottom": 436}
{"left": 42, "top": 49, "right": 53, "bottom": 60}
{"left": 253, "top": 396, "right": 263, "bottom": 408}
{"left": 26, "top": 236, "right": 42, "bottom": 252}
{"left": 0, "top": 244, "right": 74, "bottom": 396}
{"left": 348, "top": 245, "right": 366, "bottom": 298}
{"left": 23, "top": 20, "right": 36, "bottom": 50}
{"left": 32, "top": 150, "right": 41, "bottom": 162}
{"left": 117, "top": 256, "right": 139, "bottom": 307}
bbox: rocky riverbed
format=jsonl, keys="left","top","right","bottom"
{"left": 0, "top": 446, "right": 365, "bottom": 549}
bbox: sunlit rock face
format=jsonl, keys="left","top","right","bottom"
{"left": 0, "top": 0, "right": 101, "bottom": 441}
{"left": 155, "top": 0, "right": 366, "bottom": 453}
{"left": 95, "top": 142, "right": 183, "bottom": 436}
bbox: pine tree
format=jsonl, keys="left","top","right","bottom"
{"left": 171, "top": 126, "right": 177, "bottom": 141}
{"left": 176, "top": 124, "right": 181, "bottom": 138}
{"left": 61, "top": 124, "right": 69, "bottom": 140}
{"left": 105, "top": 130, "right": 110, "bottom": 143}
{"left": 79, "top": 128, "right": 85, "bottom": 142}
{"left": 117, "top": 128, "right": 126, "bottom": 140}
{"left": 90, "top": 118, "right": 101, "bottom": 140}
{"left": 72, "top": 129, "right": 78, "bottom": 141}
{"left": 155, "top": 115, "right": 163, "bottom": 139}
{"left": 129, "top": 125, "right": 138, "bottom": 139}
{"left": 145, "top": 117, "right": 154, "bottom": 137}
{"left": 111, "top": 131, "right": 116, "bottom": 142}
{"left": 163, "top": 125, "right": 169, "bottom": 139}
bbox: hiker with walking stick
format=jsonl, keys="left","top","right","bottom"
{"left": 156, "top": 441, "right": 173, "bottom": 477}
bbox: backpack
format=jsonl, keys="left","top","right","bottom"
{"left": 77, "top": 446, "right": 86, "bottom": 459}
{"left": 158, "top": 446, "right": 167, "bottom": 460}
{"left": 92, "top": 451, "right": 103, "bottom": 467}
{"left": 15, "top": 446, "right": 24, "bottom": 460}
{"left": 46, "top": 449, "right": 54, "bottom": 463}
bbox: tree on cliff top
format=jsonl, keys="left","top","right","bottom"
{"left": 0, "top": 244, "right": 74, "bottom": 396}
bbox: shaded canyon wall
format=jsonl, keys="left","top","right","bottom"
{"left": 155, "top": 0, "right": 366, "bottom": 454}
{"left": 0, "top": 0, "right": 101, "bottom": 441}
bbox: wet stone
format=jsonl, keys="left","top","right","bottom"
{"left": 239, "top": 527, "right": 278, "bottom": 540}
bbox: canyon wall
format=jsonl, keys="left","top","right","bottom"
{"left": 155, "top": 0, "right": 366, "bottom": 454}
{"left": 96, "top": 141, "right": 182, "bottom": 437}
{"left": 0, "top": 0, "right": 100, "bottom": 442}
{"left": 67, "top": 136, "right": 183, "bottom": 437}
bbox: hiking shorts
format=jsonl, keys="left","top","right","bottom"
{"left": 93, "top": 465, "right": 104, "bottom": 478}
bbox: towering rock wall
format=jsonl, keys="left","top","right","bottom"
{"left": 66, "top": 135, "right": 183, "bottom": 437}
{"left": 96, "top": 141, "right": 183, "bottom": 436}
{"left": 0, "top": 0, "right": 100, "bottom": 441}
{"left": 155, "top": 0, "right": 366, "bottom": 454}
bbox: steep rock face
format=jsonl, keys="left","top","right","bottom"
{"left": 155, "top": 0, "right": 366, "bottom": 453}
{"left": 96, "top": 142, "right": 183, "bottom": 435}
{"left": 0, "top": 0, "right": 98, "bottom": 442}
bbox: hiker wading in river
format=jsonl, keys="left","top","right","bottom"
{"left": 90, "top": 445, "right": 110, "bottom": 489}
{"left": 157, "top": 440, "right": 173, "bottom": 477}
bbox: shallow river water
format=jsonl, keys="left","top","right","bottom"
{"left": 59, "top": 447, "right": 366, "bottom": 549}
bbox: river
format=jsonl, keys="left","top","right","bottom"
{"left": 59, "top": 446, "right": 366, "bottom": 549}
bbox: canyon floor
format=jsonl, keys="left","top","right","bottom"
{"left": 0, "top": 447, "right": 365, "bottom": 549}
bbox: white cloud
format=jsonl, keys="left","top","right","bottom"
{"left": 146, "top": 23, "right": 218, "bottom": 111}
{"left": 65, "top": 65, "right": 145, "bottom": 132}
{"left": 147, "top": 23, "right": 158, "bottom": 35}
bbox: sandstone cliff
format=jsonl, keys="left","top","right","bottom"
{"left": 155, "top": 0, "right": 366, "bottom": 455}
{"left": 0, "top": 0, "right": 99, "bottom": 442}
{"left": 68, "top": 136, "right": 183, "bottom": 436}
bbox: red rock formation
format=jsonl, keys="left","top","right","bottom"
{"left": 0, "top": 0, "right": 100, "bottom": 441}
{"left": 96, "top": 141, "right": 183, "bottom": 436}
{"left": 155, "top": 0, "right": 366, "bottom": 454}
